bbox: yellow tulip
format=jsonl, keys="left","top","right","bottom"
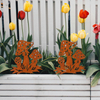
{"left": 9, "top": 22, "right": 16, "bottom": 30}
{"left": 78, "top": 15, "right": 86, "bottom": 23}
{"left": 78, "top": 30, "right": 88, "bottom": 39}
{"left": 61, "top": 3, "right": 70, "bottom": 13}
{"left": 24, "top": 1, "right": 33, "bottom": 12}
{"left": 70, "top": 33, "right": 78, "bottom": 42}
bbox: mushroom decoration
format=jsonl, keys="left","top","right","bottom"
{"left": 11, "top": 40, "right": 42, "bottom": 74}
{"left": 55, "top": 40, "right": 85, "bottom": 74}
{"left": 72, "top": 49, "right": 85, "bottom": 73}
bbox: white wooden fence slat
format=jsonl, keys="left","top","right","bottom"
{"left": 23, "top": 0, "right": 28, "bottom": 41}
{"left": 92, "top": 91, "right": 100, "bottom": 96}
{"left": 70, "top": 0, "right": 76, "bottom": 34}
{"left": 0, "top": 79, "right": 90, "bottom": 84}
{"left": 18, "top": 0, "right": 24, "bottom": 40}
{"left": 90, "top": 0, "right": 95, "bottom": 60}
{"left": 55, "top": 0, "right": 61, "bottom": 54}
{"left": 98, "top": 0, "right": 100, "bottom": 43}
{"left": 0, "top": 74, "right": 89, "bottom": 80}
{"left": 10, "top": 0, "right": 17, "bottom": 40}
{"left": 40, "top": 0, "right": 47, "bottom": 52}
{"left": 48, "top": 0, "right": 54, "bottom": 55}
{"left": 3, "top": 0, "right": 10, "bottom": 39}
{"left": 62, "top": 0, "right": 68, "bottom": 39}
{"left": 0, "top": 0, "right": 3, "bottom": 41}
{"left": 0, "top": 91, "right": 90, "bottom": 96}
{"left": 0, "top": 97, "right": 90, "bottom": 100}
{"left": 33, "top": 0, "right": 39, "bottom": 47}
{"left": 77, "top": 0, "right": 83, "bottom": 48}
{"left": 0, "top": 85, "right": 90, "bottom": 90}
{"left": 85, "top": 0, "right": 91, "bottom": 41}
{"left": 26, "top": 0, "right": 32, "bottom": 36}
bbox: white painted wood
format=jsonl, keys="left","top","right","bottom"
{"left": 55, "top": 0, "right": 61, "bottom": 53}
{"left": 3, "top": 0, "right": 10, "bottom": 39}
{"left": 26, "top": 0, "right": 32, "bottom": 36}
{"left": 33, "top": 0, "right": 39, "bottom": 47}
{"left": 0, "top": 74, "right": 88, "bottom": 80}
{"left": 62, "top": 0, "right": 68, "bottom": 39}
{"left": 0, "top": 0, "right": 3, "bottom": 41}
{"left": 0, "top": 97, "right": 90, "bottom": 100}
{"left": 77, "top": 0, "right": 83, "bottom": 48}
{"left": 70, "top": 0, "right": 76, "bottom": 34}
{"left": 85, "top": 0, "right": 91, "bottom": 41}
{"left": 23, "top": 0, "right": 28, "bottom": 41}
{"left": 0, "top": 91, "right": 90, "bottom": 96}
{"left": 98, "top": 0, "right": 100, "bottom": 43}
{"left": 90, "top": 0, "right": 95, "bottom": 60}
{"left": 40, "top": 0, "right": 47, "bottom": 52}
{"left": 0, "top": 79, "right": 90, "bottom": 84}
{"left": 10, "top": 0, "right": 17, "bottom": 40}
{"left": 0, "top": 85, "right": 90, "bottom": 90}
{"left": 48, "top": 0, "right": 54, "bottom": 55}
{"left": 18, "top": 0, "right": 24, "bottom": 40}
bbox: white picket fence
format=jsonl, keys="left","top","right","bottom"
{"left": 0, "top": 0, "right": 99, "bottom": 60}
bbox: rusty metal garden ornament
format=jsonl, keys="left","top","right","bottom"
{"left": 11, "top": 40, "right": 42, "bottom": 74}
{"left": 55, "top": 40, "right": 85, "bottom": 74}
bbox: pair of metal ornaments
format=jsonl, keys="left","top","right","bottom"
{"left": 11, "top": 40, "right": 85, "bottom": 74}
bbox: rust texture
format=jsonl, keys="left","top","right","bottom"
{"left": 11, "top": 40, "right": 42, "bottom": 74}
{"left": 55, "top": 40, "right": 85, "bottom": 74}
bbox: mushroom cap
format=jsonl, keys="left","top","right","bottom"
{"left": 72, "top": 49, "right": 85, "bottom": 60}
{"left": 59, "top": 40, "right": 76, "bottom": 56}
{"left": 29, "top": 49, "right": 42, "bottom": 60}
{"left": 58, "top": 57, "right": 65, "bottom": 65}
{"left": 15, "top": 40, "right": 34, "bottom": 56}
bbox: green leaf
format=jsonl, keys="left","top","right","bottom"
{"left": 91, "top": 71, "right": 100, "bottom": 87}
{"left": 4, "top": 35, "right": 14, "bottom": 46}
{"left": 3, "top": 31, "right": 6, "bottom": 42}
{"left": 86, "top": 64, "right": 100, "bottom": 78}
{"left": 48, "top": 61, "right": 60, "bottom": 79}
{"left": 0, "top": 63, "right": 11, "bottom": 73}
{"left": 42, "top": 57, "right": 57, "bottom": 63}
{"left": 0, "top": 56, "right": 5, "bottom": 64}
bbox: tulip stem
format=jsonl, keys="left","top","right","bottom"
{"left": 21, "top": 20, "right": 24, "bottom": 40}
{"left": 27, "top": 12, "right": 30, "bottom": 35}
{"left": 81, "top": 23, "right": 85, "bottom": 54}
{"left": 65, "top": 14, "right": 67, "bottom": 38}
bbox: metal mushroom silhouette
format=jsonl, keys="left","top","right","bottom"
{"left": 55, "top": 40, "right": 85, "bottom": 74}
{"left": 11, "top": 40, "right": 42, "bottom": 74}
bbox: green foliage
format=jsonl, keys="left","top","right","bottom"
{"left": 0, "top": 56, "right": 11, "bottom": 73}
{"left": 86, "top": 43, "right": 100, "bottom": 87}
{"left": 0, "top": 32, "right": 14, "bottom": 58}
{"left": 81, "top": 38, "right": 92, "bottom": 71}
{"left": 56, "top": 26, "right": 69, "bottom": 49}
{"left": 27, "top": 34, "right": 32, "bottom": 42}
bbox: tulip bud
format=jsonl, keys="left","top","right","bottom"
{"left": 0, "top": 10, "right": 2, "bottom": 18}
{"left": 61, "top": 3, "right": 70, "bottom": 13}
{"left": 70, "top": 33, "right": 78, "bottom": 42}
{"left": 78, "top": 30, "right": 88, "bottom": 39}
{"left": 24, "top": 1, "right": 33, "bottom": 12}
{"left": 9, "top": 22, "right": 16, "bottom": 30}
{"left": 18, "top": 11, "right": 25, "bottom": 20}
{"left": 78, "top": 15, "right": 86, "bottom": 23}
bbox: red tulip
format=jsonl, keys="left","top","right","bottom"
{"left": 0, "top": 10, "right": 2, "bottom": 18}
{"left": 79, "top": 9, "right": 89, "bottom": 19}
{"left": 18, "top": 11, "right": 25, "bottom": 20}
{"left": 93, "top": 23, "right": 100, "bottom": 39}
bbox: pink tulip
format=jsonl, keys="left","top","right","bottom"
{"left": 93, "top": 23, "right": 100, "bottom": 39}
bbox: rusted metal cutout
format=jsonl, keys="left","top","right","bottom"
{"left": 11, "top": 40, "right": 42, "bottom": 74}
{"left": 55, "top": 40, "right": 85, "bottom": 74}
